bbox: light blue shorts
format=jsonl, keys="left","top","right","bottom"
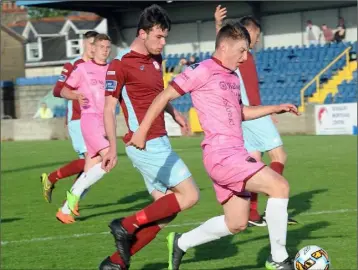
{"left": 126, "top": 136, "right": 192, "bottom": 194}
{"left": 68, "top": 120, "right": 87, "bottom": 158}
{"left": 242, "top": 115, "right": 283, "bottom": 154}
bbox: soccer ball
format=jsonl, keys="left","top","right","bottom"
{"left": 294, "top": 245, "right": 330, "bottom": 270}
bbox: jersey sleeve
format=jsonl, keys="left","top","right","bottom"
{"left": 53, "top": 62, "right": 74, "bottom": 97}
{"left": 169, "top": 63, "right": 206, "bottom": 95}
{"left": 105, "top": 59, "right": 126, "bottom": 99}
{"left": 64, "top": 65, "right": 82, "bottom": 90}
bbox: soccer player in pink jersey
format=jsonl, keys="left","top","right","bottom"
{"left": 128, "top": 23, "right": 298, "bottom": 269}
{"left": 55, "top": 34, "right": 112, "bottom": 224}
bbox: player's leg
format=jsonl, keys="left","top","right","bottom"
{"left": 57, "top": 115, "right": 109, "bottom": 222}
{"left": 267, "top": 146, "right": 287, "bottom": 175}
{"left": 245, "top": 167, "right": 293, "bottom": 269}
{"left": 41, "top": 119, "right": 86, "bottom": 203}
{"left": 107, "top": 189, "right": 177, "bottom": 269}
{"left": 168, "top": 195, "right": 250, "bottom": 270}
{"left": 242, "top": 121, "right": 266, "bottom": 226}
{"left": 247, "top": 150, "right": 266, "bottom": 226}
{"left": 106, "top": 136, "right": 199, "bottom": 268}
{"left": 258, "top": 117, "right": 297, "bottom": 225}
{"left": 57, "top": 150, "right": 108, "bottom": 222}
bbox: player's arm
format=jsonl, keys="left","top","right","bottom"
{"left": 242, "top": 104, "right": 299, "bottom": 121}
{"left": 59, "top": 66, "right": 87, "bottom": 105}
{"left": 103, "top": 95, "right": 118, "bottom": 148}
{"left": 138, "top": 85, "right": 182, "bottom": 138}
{"left": 60, "top": 86, "right": 80, "bottom": 100}
{"left": 214, "top": 5, "right": 227, "bottom": 34}
{"left": 102, "top": 60, "right": 125, "bottom": 171}
{"left": 128, "top": 64, "right": 205, "bottom": 149}
{"left": 53, "top": 63, "right": 74, "bottom": 98}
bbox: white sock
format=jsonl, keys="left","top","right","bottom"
{"left": 178, "top": 215, "right": 232, "bottom": 252}
{"left": 71, "top": 163, "right": 106, "bottom": 197}
{"left": 265, "top": 198, "right": 289, "bottom": 262}
{"left": 60, "top": 172, "right": 87, "bottom": 214}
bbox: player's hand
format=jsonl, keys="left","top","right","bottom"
{"left": 76, "top": 93, "right": 88, "bottom": 107}
{"left": 126, "top": 130, "right": 146, "bottom": 150}
{"left": 215, "top": 5, "right": 227, "bottom": 26}
{"left": 274, "top": 104, "right": 300, "bottom": 115}
{"left": 101, "top": 147, "right": 117, "bottom": 172}
{"left": 174, "top": 112, "right": 190, "bottom": 135}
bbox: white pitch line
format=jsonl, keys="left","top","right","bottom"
{"left": 1, "top": 208, "right": 356, "bottom": 246}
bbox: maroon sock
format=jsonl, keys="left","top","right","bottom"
{"left": 250, "top": 192, "right": 258, "bottom": 211}
{"left": 122, "top": 193, "right": 181, "bottom": 234}
{"left": 48, "top": 159, "right": 85, "bottom": 184}
{"left": 270, "top": 161, "right": 285, "bottom": 175}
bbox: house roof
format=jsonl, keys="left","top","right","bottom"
{"left": 11, "top": 25, "right": 25, "bottom": 35}
{"left": 1, "top": 24, "right": 26, "bottom": 43}
{"left": 31, "top": 21, "right": 64, "bottom": 34}
{"left": 8, "top": 15, "right": 102, "bottom": 35}
{"left": 7, "top": 14, "right": 103, "bottom": 66}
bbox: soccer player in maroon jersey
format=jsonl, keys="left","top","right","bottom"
{"left": 40, "top": 31, "right": 98, "bottom": 204}
{"left": 215, "top": 6, "right": 297, "bottom": 226}
{"left": 98, "top": 5, "right": 199, "bottom": 270}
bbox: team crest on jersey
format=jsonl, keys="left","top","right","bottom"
{"left": 105, "top": 80, "right": 117, "bottom": 92}
{"left": 107, "top": 71, "right": 115, "bottom": 75}
{"left": 189, "top": 63, "right": 200, "bottom": 70}
{"left": 58, "top": 74, "right": 67, "bottom": 82}
{"left": 153, "top": 61, "right": 160, "bottom": 70}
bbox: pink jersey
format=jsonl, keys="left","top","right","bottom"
{"left": 170, "top": 57, "right": 245, "bottom": 154}
{"left": 65, "top": 60, "right": 108, "bottom": 115}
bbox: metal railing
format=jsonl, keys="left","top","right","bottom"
{"left": 299, "top": 46, "right": 352, "bottom": 112}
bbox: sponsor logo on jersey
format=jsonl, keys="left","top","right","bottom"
{"left": 58, "top": 74, "right": 67, "bottom": 82}
{"left": 105, "top": 80, "right": 117, "bottom": 92}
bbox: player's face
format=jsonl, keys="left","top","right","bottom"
{"left": 83, "top": 37, "right": 95, "bottom": 59}
{"left": 141, "top": 25, "right": 168, "bottom": 55}
{"left": 223, "top": 39, "right": 248, "bottom": 70}
{"left": 248, "top": 27, "right": 260, "bottom": 49}
{"left": 94, "top": 40, "right": 111, "bottom": 62}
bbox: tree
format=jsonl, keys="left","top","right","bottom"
{"left": 27, "top": 7, "right": 71, "bottom": 19}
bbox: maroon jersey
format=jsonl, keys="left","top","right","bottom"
{"left": 105, "top": 50, "right": 166, "bottom": 143}
{"left": 238, "top": 52, "right": 261, "bottom": 106}
{"left": 53, "top": 57, "right": 85, "bottom": 121}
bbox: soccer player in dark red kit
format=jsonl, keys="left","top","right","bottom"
{"left": 98, "top": 4, "right": 199, "bottom": 270}
{"left": 215, "top": 5, "right": 297, "bottom": 226}
{"left": 40, "top": 31, "right": 98, "bottom": 204}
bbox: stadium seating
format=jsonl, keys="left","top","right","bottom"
{"left": 14, "top": 42, "right": 356, "bottom": 116}
{"left": 333, "top": 70, "right": 357, "bottom": 104}
{"left": 165, "top": 41, "right": 356, "bottom": 112}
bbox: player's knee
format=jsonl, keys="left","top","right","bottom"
{"left": 174, "top": 178, "right": 200, "bottom": 210}
{"left": 226, "top": 219, "right": 248, "bottom": 234}
{"left": 270, "top": 176, "right": 290, "bottom": 198}
{"left": 185, "top": 187, "right": 200, "bottom": 208}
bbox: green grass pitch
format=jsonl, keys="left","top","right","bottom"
{"left": 1, "top": 136, "right": 357, "bottom": 269}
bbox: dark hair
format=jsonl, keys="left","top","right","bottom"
{"left": 136, "top": 4, "right": 171, "bottom": 36}
{"left": 215, "top": 22, "right": 251, "bottom": 49}
{"left": 84, "top": 31, "right": 99, "bottom": 39}
{"left": 239, "top": 16, "right": 261, "bottom": 30}
{"left": 94, "top": 33, "right": 112, "bottom": 43}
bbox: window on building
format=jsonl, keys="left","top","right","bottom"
{"left": 26, "top": 42, "right": 41, "bottom": 61}
{"left": 66, "top": 39, "right": 82, "bottom": 57}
